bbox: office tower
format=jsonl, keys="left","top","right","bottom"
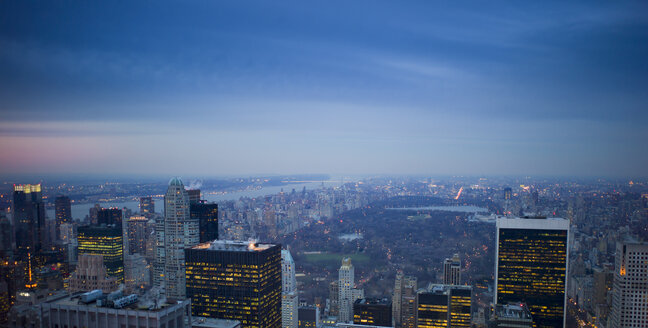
{"left": 77, "top": 225, "right": 124, "bottom": 283}
{"left": 353, "top": 298, "right": 392, "bottom": 327}
{"left": 68, "top": 254, "right": 118, "bottom": 293}
{"left": 0, "top": 281, "right": 9, "bottom": 326}
{"left": 12, "top": 184, "right": 46, "bottom": 261}
{"left": 40, "top": 294, "right": 192, "bottom": 328}
{"left": 124, "top": 253, "right": 150, "bottom": 293}
{"left": 191, "top": 202, "right": 219, "bottom": 243}
{"left": 298, "top": 306, "right": 320, "bottom": 328}
{"left": 504, "top": 187, "right": 512, "bottom": 200}
{"left": 185, "top": 240, "right": 282, "bottom": 328}
{"left": 443, "top": 253, "right": 461, "bottom": 285}
{"left": 55, "top": 196, "right": 71, "bottom": 238}
{"left": 338, "top": 257, "right": 354, "bottom": 323}
{"left": 282, "top": 250, "right": 299, "bottom": 328}
{"left": 0, "top": 215, "right": 12, "bottom": 259}
{"left": 329, "top": 280, "right": 339, "bottom": 316}
{"left": 139, "top": 197, "right": 154, "bottom": 217}
{"left": 609, "top": 240, "right": 648, "bottom": 328}
{"left": 187, "top": 189, "right": 201, "bottom": 204}
{"left": 393, "top": 271, "right": 417, "bottom": 328}
{"left": 416, "top": 284, "right": 472, "bottom": 328}
{"left": 154, "top": 177, "right": 198, "bottom": 299}
{"left": 495, "top": 217, "right": 569, "bottom": 328}
{"left": 493, "top": 303, "right": 533, "bottom": 328}
{"left": 58, "top": 223, "right": 74, "bottom": 245}
{"left": 127, "top": 216, "right": 149, "bottom": 255}
{"left": 97, "top": 208, "right": 123, "bottom": 227}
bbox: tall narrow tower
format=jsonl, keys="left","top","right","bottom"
{"left": 282, "top": 249, "right": 298, "bottom": 328}
{"left": 443, "top": 253, "right": 461, "bottom": 285}
{"left": 155, "top": 177, "right": 198, "bottom": 299}
{"left": 338, "top": 257, "right": 355, "bottom": 323}
{"left": 609, "top": 239, "right": 648, "bottom": 328}
{"left": 495, "top": 216, "right": 569, "bottom": 328}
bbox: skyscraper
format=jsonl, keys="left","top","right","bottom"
{"left": 282, "top": 250, "right": 299, "bottom": 328}
{"left": 97, "top": 208, "right": 123, "bottom": 227}
{"left": 155, "top": 177, "right": 198, "bottom": 299}
{"left": 185, "top": 240, "right": 282, "bottom": 328}
{"left": 416, "top": 284, "right": 472, "bottom": 328}
{"left": 191, "top": 202, "right": 219, "bottom": 243}
{"left": 139, "top": 197, "right": 154, "bottom": 217}
{"left": 609, "top": 239, "right": 648, "bottom": 328}
{"left": 187, "top": 189, "right": 201, "bottom": 204}
{"left": 126, "top": 216, "right": 149, "bottom": 255}
{"left": 353, "top": 298, "right": 392, "bottom": 327}
{"left": 77, "top": 224, "right": 124, "bottom": 283}
{"left": 68, "top": 254, "right": 118, "bottom": 293}
{"left": 54, "top": 196, "right": 71, "bottom": 238}
{"left": 393, "top": 271, "right": 417, "bottom": 328}
{"left": 338, "top": 257, "right": 354, "bottom": 323}
{"left": 495, "top": 217, "right": 569, "bottom": 328}
{"left": 442, "top": 253, "right": 461, "bottom": 285}
{"left": 12, "top": 184, "right": 46, "bottom": 261}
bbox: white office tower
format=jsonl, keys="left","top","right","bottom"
{"left": 443, "top": 253, "right": 461, "bottom": 285}
{"left": 338, "top": 257, "right": 354, "bottom": 323}
{"left": 282, "top": 250, "right": 299, "bottom": 328}
{"left": 154, "top": 177, "right": 199, "bottom": 299}
{"left": 609, "top": 239, "right": 648, "bottom": 328}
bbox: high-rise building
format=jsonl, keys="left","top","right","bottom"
{"left": 187, "top": 189, "right": 201, "bottom": 204}
{"left": 191, "top": 202, "right": 219, "bottom": 243}
{"left": 54, "top": 196, "right": 71, "bottom": 238}
{"left": 338, "top": 257, "right": 355, "bottom": 323}
{"left": 393, "top": 271, "right": 417, "bottom": 328}
{"left": 12, "top": 184, "right": 46, "bottom": 261}
{"left": 504, "top": 187, "right": 512, "bottom": 200}
{"left": 353, "top": 298, "right": 392, "bottom": 327}
{"left": 442, "top": 254, "right": 461, "bottom": 285}
{"left": 492, "top": 303, "right": 533, "bottom": 328}
{"left": 77, "top": 225, "right": 124, "bottom": 283}
{"left": 127, "top": 216, "right": 149, "bottom": 255}
{"left": 609, "top": 240, "right": 648, "bottom": 328}
{"left": 329, "top": 280, "right": 339, "bottom": 316}
{"left": 185, "top": 240, "right": 282, "bottom": 328}
{"left": 495, "top": 217, "right": 569, "bottom": 328}
{"left": 282, "top": 250, "right": 299, "bottom": 328}
{"left": 68, "top": 254, "right": 118, "bottom": 293}
{"left": 124, "top": 253, "right": 150, "bottom": 293}
{"left": 0, "top": 215, "right": 13, "bottom": 259}
{"left": 298, "top": 306, "right": 320, "bottom": 328}
{"left": 97, "top": 208, "right": 123, "bottom": 227}
{"left": 416, "top": 284, "right": 472, "bottom": 328}
{"left": 154, "top": 177, "right": 198, "bottom": 299}
{"left": 139, "top": 196, "right": 155, "bottom": 217}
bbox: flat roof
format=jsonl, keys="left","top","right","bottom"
{"left": 44, "top": 292, "right": 185, "bottom": 312}
{"left": 191, "top": 240, "right": 276, "bottom": 252}
{"left": 497, "top": 216, "right": 569, "bottom": 230}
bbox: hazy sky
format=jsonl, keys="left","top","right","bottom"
{"left": 1, "top": 1, "right": 647, "bottom": 177}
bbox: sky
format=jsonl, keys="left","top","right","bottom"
{"left": 0, "top": 1, "right": 647, "bottom": 177}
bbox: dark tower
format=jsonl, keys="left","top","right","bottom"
{"left": 190, "top": 202, "right": 219, "bottom": 243}
{"left": 12, "top": 184, "right": 46, "bottom": 261}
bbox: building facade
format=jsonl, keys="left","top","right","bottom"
{"left": 77, "top": 225, "right": 124, "bottom": 283}
{"left": 68, "top": 254, "right": 118, "bottom": 293}
{"left": 191, "top": 202, "right": 219, "bottom": 243}
{"left": 338, "top": 258, "right": 355, "bottom": 323}
{"left": 185, "top": 240, "right": 282, "bottom": 328}
{"left": 442, "top": 254, "right": 461, "bottom": 286}
{"left": 416, "top": 284, "right": 471, "bottom": 328}
{"left": 282, "top": 250, "right": 299, "bottom": 328}
{"left": 353, "top": 298, "right": 392, "bottom": 327}
{"left": 609, "top": 240, "right": 648, "bottom": 328}
{"left": 495, "top": 217, "right": 569, "bottom": 328}
{"left": 12, "top": 184, "right": 46, "bottom": 261}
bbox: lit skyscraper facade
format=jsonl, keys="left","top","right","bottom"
{"left": 54, "top": 196, "right": 71, "bottom": 238}
{"left": 495, "top": 217, "right": 569, "bottom": 328}
{"left": 416, "top": 284, "right": 471, "bottom": 328}
{"left": 282, "top": 249, "right": 298, "bottom": 328}
{"left": 353, "top": 298, "right": 392, "bottom": 327}
{"left": 97, "top": 208, "right": 123, "bottom": 227}
{"left": 139, "top": 197, "right": 154, "bottom": 217}
{"left": 155, "top": 177, "right": 198, "bottom": 299}
{"left": 338, "top": 257, "right": 355, "bottom": 323}
{"left": 127, "top": 216, "right": 149, "bottom": 255}
{"left": 77, "top": 225, "right": 124, "bottom": 283}
{"left": 185, "top": 240, "right": 282, "bottom": 328}
{"left": 609, "top": 240, "right": 648, "bottom": 328}
{"left": 442, "top": 254, "right": 461, "bottom": 285}
{"left": 12, "top": 184, "right": 46, "bottom": 261}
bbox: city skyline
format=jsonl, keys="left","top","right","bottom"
{"left": 1, "top": 1, "right": 647, "bottom": 177}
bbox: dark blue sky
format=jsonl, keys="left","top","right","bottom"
{"left": 1, "top": 1, "right": 647, "bottom": 177}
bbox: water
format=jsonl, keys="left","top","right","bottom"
{"left": 46, "top": 180, "right": 339, "bottom": 220}
{"left": 386, "top": 205, "right": 489, "bottom": 213}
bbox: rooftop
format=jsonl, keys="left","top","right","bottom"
{"left": 495, "top": 303, "right": 533, "bottom": 320}
{"left": 191, "top": 239, "right": 276, "bottom": 252}
{"left": 44, "top": 290, "right": 183, "bottom": 312}
{"left": 354, "top": 298, "right": 391, "bottom": 306}
{"left": 191, "top": 317, "right": 241, "bottom": 328}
